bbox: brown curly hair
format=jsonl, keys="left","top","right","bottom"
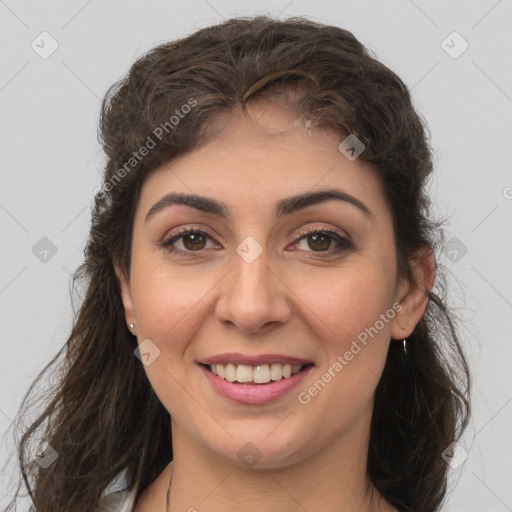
{"left": 4, "top": 15, "right": 470, "bottom": 512}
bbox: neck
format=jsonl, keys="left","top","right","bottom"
{"left": 164, "top": 407, "right": 393, "bottom": 512}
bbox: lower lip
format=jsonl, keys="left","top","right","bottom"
{"left": 198, "top": 364, "right": 313, "bottom": 405}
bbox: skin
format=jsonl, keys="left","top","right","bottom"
{"left": 117, "top": 100, "right": 435, "bottom": 512}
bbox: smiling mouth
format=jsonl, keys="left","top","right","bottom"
{"left": 199, "top": 362, "right": 314, "bottom": 385}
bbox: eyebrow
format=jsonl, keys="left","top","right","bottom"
{"left": 145, "top": 189, "right": 374, "bottom": 223}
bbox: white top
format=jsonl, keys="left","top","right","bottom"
{"left": 93, "top": 487, "right": 137, "bottom": 512}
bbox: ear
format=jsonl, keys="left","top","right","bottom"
{"left": 390, "top": 245, "right": 436, "bottom": 340}
{"left": 115, "top": 264, "right": 135, "bottom": 329}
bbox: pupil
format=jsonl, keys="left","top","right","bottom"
{"left": 310, "top": 234, "right": 329, "bottom": 251}
{"left": 185, "top": 234, "right": 205, "bottom": 250}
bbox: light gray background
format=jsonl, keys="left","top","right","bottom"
{"left": 1, "top": 1, "right": 511, "bottom": 510}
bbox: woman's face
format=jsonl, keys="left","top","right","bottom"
{"left": 118, "top": 101, "right": 426, "bottom": 469}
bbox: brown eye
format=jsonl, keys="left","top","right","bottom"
{"left": 306, "top": 233, "right": 332, "bottom": 251}
{"left": 181, "top": 232, "right": 207, "bottom": 251}
{"left": 293, "top": 227, "right": 353, "bottom": 254}
{"left": 160, "top": 228, "right": 214, "bottom": 255}
{"left": 160, "top": 226, "right": 352, "bottom": 258}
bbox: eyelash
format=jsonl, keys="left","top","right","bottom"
{"left": 159, "top": 226, "right": 353, "bottom": 258}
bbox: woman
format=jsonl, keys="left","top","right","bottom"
{"left": 7, "top": 15, "right": 471, "bottom": 512}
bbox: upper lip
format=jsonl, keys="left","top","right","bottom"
{"left": 198, "top": 353, "right": 314, "bottom": 366}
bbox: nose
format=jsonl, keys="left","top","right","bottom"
{"left": 214, "top": 247, "right": 292, "bottom": 334}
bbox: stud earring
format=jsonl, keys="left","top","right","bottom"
{"left": 129, "top": 323, "right": 135, "bottom": 330}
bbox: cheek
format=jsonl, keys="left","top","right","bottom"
{"left": 300, "top": 263, "right": 395, "bottom": 349}
{"left": 289, "top": 272, "right": 394, "bottom": 447}
{"left": 128, "top": 257, "right": 209, "bottom": 412}
{"left": 130, "top": 251, "right": 212, "bottom": 337}
{"left": 296, "top": 268, "right": 395, "bottom": 419}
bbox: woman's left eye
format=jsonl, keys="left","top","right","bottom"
{"left": 160, "top": 226, "right": 353, "bottom": 257}
{"left": 293, "top": 227, "right": 353, "bottom": 254}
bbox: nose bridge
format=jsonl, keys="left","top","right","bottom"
{"left": 215, "top": 234, "right": 291, "bottom": 332}
{"left": 234, "top": 237, "right": 273, "bottom": 299}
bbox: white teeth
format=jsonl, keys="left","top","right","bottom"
{"left": 225, "top": 363, "right": 237, "bottom": 382}
{"left": 208, "top": 362, "right": 305, "bottom": 384}
{"left": 270, "top": 363, "right": 282, "bottom": 381}
{"left": 254, "top": 364, "right": 270, "bottom": 384}
{"left": 236, "top": 364, "right": 254, "bottom": 383}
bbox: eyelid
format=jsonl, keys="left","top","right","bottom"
{"left": 294, "top": 224, "right": 351, "bottom": 243}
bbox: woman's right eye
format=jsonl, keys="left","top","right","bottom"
{"left": 160, "top": 228, "right": 216, "bottom": 256}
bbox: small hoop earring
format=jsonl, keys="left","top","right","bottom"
{"left": 402, "top": 338, "right": 408, "bottom": 355}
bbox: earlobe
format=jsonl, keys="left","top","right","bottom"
{"left": 390, "top": 245, "right": 436, "bottom": 340}
{"left": 114, "top": 264, "right": 135, "bottom": 328}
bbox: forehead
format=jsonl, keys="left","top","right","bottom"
{"left": 137, "top": 102, "right": 388, "bottom": 223}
